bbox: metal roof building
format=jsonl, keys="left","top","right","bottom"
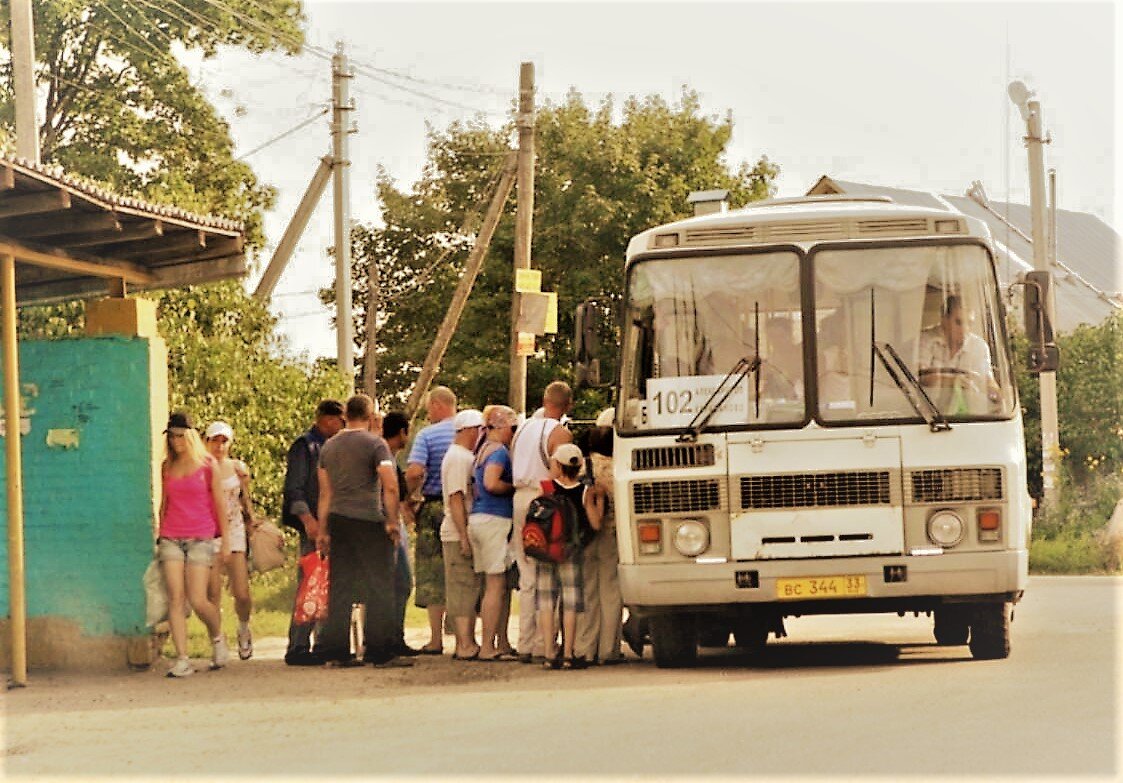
{"left": 807, "top": 176, "right": 1121, "bottom": 333}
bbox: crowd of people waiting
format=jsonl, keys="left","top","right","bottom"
{"left": 155, "top": 380, "right": 625, "bottom": 678}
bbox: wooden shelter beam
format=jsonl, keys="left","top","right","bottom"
{"left": 56, "top": 220, "right": 164, "bottom": 249}
{"left": 0, "top": 238, "right": 153, "bottom": 284}
{"left": 0, "top": 190, "right": 70, "bottom": 219}
{"left": 1, "top": 211, "right": 120, "bottom": 238}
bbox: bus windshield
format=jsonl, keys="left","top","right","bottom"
{"left": 813, "top": 243, "right": 1016, "bottom": 424}
{"left": 619, "top": 251, "right": 805, "bottom": 433}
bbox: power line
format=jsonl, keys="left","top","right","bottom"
{"left": 235, "top": 106, "right": 328, "bottom": 160}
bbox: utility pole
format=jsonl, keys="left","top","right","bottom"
{"left": 10, "top": 0, "right": 39, "bottom": 163}
{"left": 253, "top": 157, "right": 333, "bottom": 301}
{"left": 1009, "top": 81, "right": 1060, "bottom": 509}
{"left": 332, "top": 44, "right": 355, "bottom": 382}
{"left": 508, "top": 62, "right": 535, "bottom": 416}
{"left": 406, "top": 153, "right": 519, "bottom": 419}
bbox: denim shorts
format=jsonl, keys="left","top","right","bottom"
{"left": 158, "top": 537, "right": 216, "bottom": 566}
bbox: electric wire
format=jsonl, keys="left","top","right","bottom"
{"left": 235, "top": 106, "right": 329, "bottom": 160}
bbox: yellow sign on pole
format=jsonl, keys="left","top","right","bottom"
{"left": 515, "top": 269, "right": 542, "bottom": 293}
{"left": 516, "top": 331, "right": 536, "bottom": 356}
{"left": 544, "top": 291, "right": 557, "bottom": 334}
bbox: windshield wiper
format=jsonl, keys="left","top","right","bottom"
{"left": 676, "top": 354, "right": 761, "bottom": 443}
{"left": 872, "top": 341, "right": 951, "bottom": 433}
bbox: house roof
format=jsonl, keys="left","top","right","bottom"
{"left": 807, "top": 176, "right": 1121, "bottom": 332}
{"left": 0, "top": 155, "right": 247, "bottom": 306}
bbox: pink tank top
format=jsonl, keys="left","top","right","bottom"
{"left": 160, "top": 462, "right": 219, "bottom": 539}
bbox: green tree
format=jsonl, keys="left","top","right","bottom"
{"left": 0, "top": 0, "right": 305, "bottom": 245}
{"left": 345, "top": 89, "right": 778, "bottom": 415}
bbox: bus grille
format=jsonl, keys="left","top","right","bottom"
{"left": 908, "top": 468, "right": 1003, "bottom": 504}
{"left": 632, "top": 478, "right": 725, "bottom": 514}
{"left": 631, "top": 444, "right": 715, "bottom": 471}
{"left": 740, "top": 470, "right": 892, "bottom": 510}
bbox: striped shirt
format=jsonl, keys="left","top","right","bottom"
{"left": 408, "top": 418, "right": 455, "bottom": 497}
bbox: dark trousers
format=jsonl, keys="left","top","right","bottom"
{"left": 319, "top": 513, "right": 396, "bottom": 662}
{"left": 393, "top": 526, "right": 412, "bottom": 647}
{"left": 286, "top": 532, "right": 317, "bottom": 655}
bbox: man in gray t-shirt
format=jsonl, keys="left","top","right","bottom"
{"left": 316, "top": 394, "right": 408, "bottom": 667}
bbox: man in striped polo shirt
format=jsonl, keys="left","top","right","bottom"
{"left": 405, "top": 386, "right": 457, "bottom": 654}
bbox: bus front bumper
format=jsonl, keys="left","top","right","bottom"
{"left": 619, "top": 549, "right": 1028, "bottom": 613}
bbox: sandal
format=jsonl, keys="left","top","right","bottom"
{"left": 542, "top": 657, "right": 562, "bottom": 670}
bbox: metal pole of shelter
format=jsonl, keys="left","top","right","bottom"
{"left": 2, "top": 254, "right": 28, "bottom": 687}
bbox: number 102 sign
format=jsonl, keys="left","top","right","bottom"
{"left": 645, "top": 374, "right": 751, "bottom": 429}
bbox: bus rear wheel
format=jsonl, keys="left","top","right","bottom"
{"left": 933, "top": 607, "right": 970, "bottom": 646}
{"left": 968, "top": 602, "right": 1010, "bottom": 660}
{"left": 733, "top": 618, "right": 770, "bottom": 652}
{"left": 650, "top": 614, "right": 698, "bottom": 668}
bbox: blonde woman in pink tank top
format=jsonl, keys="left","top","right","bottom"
{"left": 157, "top": 411, "right": 230, "bottom": 678}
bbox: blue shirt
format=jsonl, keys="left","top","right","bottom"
{"left": 471, "top": 446, "right": 513, "bottom": 518}
{"left": 408, "top": 418, "right": 455, "bottom": 497}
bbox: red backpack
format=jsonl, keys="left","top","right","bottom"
{"left": 523, "top": 479, "right": 583, "bottom": 564}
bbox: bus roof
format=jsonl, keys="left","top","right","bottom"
{"left": 626, "top": 195, "right": 992, "bottom": 262}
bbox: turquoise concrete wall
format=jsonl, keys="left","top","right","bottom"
{"left": 0, "top": 338, "right": 155, "bottom": 636}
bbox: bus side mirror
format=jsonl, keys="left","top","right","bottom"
{"left": 1024, "top": 271, "right": 1059, "bottom": 373}
{"left": 574, "top": 300, "right": 601, "bottom": 388}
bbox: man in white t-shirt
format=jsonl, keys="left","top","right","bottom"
{"left": 510, "top": 381, "right": 574, "bottom": 663}
{"left": 440, "top": 409, "right": 485, "bottom": 660}
{"left": 916, "top": 296, "right": 999, "bottom": 411}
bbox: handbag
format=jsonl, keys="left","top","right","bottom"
{"left": 143, "top": 559, "right": 169, "bottom": 627}
{"left": 248, "top": 520, "right": 286, "bottom": 573}
{"left": 293, "top": 552, "right": 330, "bottom": 624}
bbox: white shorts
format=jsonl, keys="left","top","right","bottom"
{"left": 467, "top": 513, "right": 513, "bottom": 575}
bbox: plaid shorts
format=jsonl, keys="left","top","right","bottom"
{"left": 534, "top": 557, "right": 584, "bottom": 613}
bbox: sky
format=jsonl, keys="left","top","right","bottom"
{"left": 187, "top": 1, "right": 1119, "bottom": 363}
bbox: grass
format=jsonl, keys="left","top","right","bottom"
{"left": 1028, "top": 471, "right": 1121, "bottom": 575}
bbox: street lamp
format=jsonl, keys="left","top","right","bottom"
{"left": 1008, "top": 80, "right": 1061, "bottom": 509}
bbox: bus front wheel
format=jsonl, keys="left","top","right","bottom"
{"left": 650, "top": 614, "right": 698, "bottom": 668}
{"left": 933, "top": 607, "right": 970, "bottom": 646}
{"left": 968, "top": 602, "right": 1010, "bottom": 660}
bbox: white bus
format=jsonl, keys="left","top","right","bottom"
{"left": 599, "top": 194, "right": 1038, "bottom": 667}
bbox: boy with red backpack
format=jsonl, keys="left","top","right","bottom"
{"left": 529, "top": 443, "right": 605, "bottom": 669}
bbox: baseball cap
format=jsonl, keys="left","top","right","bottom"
{"left": 454, "top": 409, "right": 485, "bottom": 431}
{"left": 164, "top": 411, "right": 194, "bottom": 432}
{"left": 205, "top": 421, "right": 234, "bottom": 441}
{"left": 552, "top": 443, "right": 584, "bottom": 467}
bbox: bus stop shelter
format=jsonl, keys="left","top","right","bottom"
{"left": 1, "top": 154, "right": 246, "bottom": 685}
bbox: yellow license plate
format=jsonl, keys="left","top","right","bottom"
{"left": 775, "top": 575, "right": 867, "bottom": 600}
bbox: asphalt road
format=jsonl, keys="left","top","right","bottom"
{"left": 3, "top": 575, "right": 1118, "bottom": 779}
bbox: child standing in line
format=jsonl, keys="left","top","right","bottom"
{"left": 537, "top": 442, "right": 604, "bottom": 670}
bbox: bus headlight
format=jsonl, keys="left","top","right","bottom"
{"left": 673, "top": 519, "right": 710, "bottom": 557}
{"left": 927, "top": 510, "right": 965, "bottom": 548}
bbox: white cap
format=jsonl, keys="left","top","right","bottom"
{"left": 204, "top": 421, "right": 234, "bottom": 441}
{"left": 453, "top": 409, "right": 485, "bottom": 431}
{"left": 552, "top": 443, "right": 584, "bottom": 467}
{"left": 595, "top": 408, "right": 615, "bottom": 428}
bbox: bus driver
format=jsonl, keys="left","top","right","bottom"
{"left": 916, "top": 295, "right": 1000, "bottom": 411}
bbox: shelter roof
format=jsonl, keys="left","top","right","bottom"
{"left": 0, "top": 155, "right": 246, "bottom": 305}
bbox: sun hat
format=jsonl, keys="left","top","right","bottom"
{"left": 453, "top": 409, "right": 485, "bottom": 431}
{"left": 205, "top": 421, "right": 234, "bottom": 441}
{"left": 595, "top": 408, "right": 615, "bottom": 428}
{"left": 552, "top": 443, "right": 584, "bottom": 467}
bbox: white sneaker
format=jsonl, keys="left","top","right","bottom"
{"left": 212, "top": 636, "right": 230, "bottom": 669}
{"left": 237, "top": 626, "right": 253, "bottom": 660}
{"left": 166, "top": 658, "right": 194, "bottom": 678}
